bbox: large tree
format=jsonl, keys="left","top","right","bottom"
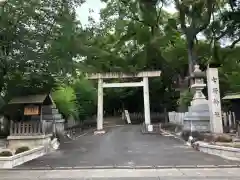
{"left": 1, "top": 0, "right": 239, "bottom": 115}
{"left": 78, "top": 0, "right": 183, "bottom": 112}
{"left": 0, "top": 0, "right": 84, "bottom": 98}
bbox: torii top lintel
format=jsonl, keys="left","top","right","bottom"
{"left": 86, "top": 71, "right": 161, "bottom": 80}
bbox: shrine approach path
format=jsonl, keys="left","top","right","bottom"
{"left": 17, "top": 125, "right": 239, "bottom": 169}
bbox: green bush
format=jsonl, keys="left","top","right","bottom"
{"left": 72, "top": 78, "right": 97, "bottom": 120}
{"left": 177, "top": 89, "right": 193, "bottom": 108}
{"left": 181, "top": 130, "right": 204, "bottom": 141}
{"left": 52, "top": 86, "right": 79, "bottom": 119}
{"left": 0, "top": 151, "right": 13, "bottom": 156}
{"left": 214, "top": 134, "right": 232, "bottom": 142}
{"left": 203, "top": 134, "right": 232, "bottom": 143}
{"left": 15, "top": 146, "right": 30, "bottom": 154}
{"left": 52, "top": 78, "right": 97, "bottom": 122}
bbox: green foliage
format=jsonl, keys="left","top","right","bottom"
{"left": 0, "top": 0, "right": 239, "bottom": 117}
{"left": 52, "top": 78, "right": 97, "bottom": 121}
{"left": 15, "top": 146, "right": 30, "bottom": 154}
{"left": 52, "top": 86, "right": 78, "bottom": 119}
{"left": 0, "top": 0, "right": 84, "bottom": 98}
{"left": 72, "top": 78, "right": 97, "bottom": 120}
{"left": 216, "top": 47, "right": 240, "bottom": 94}
{"left": 174, "top": 0, "right": 218, "bottom": 74}
{"left": 177, "top": 89, "right": 193, "bottom": 108}
{"left": 206, "top": 0, "right": 240, "bottom": 49}
{"left": 0, "top": 151, "right": 12, "bottom": 157}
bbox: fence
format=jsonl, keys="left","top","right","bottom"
{"left": 168, "top": 112, "right": 186, "bottom": 125}
{"left": 42, "top": 120, "right": 54, "bottom": 133}
{"left": 10, "top": 121, "right": 53, "bottom": 136}
{"left": 168, "top": 111, "right": 238, "bottom": 133}
{"left": 128, "top": 112, "right": 166, "bottom": 124}
{"left": 222, "top": 111, "right": 237, "bottom": 132}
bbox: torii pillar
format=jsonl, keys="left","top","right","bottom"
{"left": 97, "top": 78, "right": 103, "bottom": 131}
{"left": 143, "top": 77, "right": 151, "bottom": 125}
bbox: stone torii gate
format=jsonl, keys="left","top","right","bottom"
{"left": 86, "top": 71, "right": 161, "bottom": 132}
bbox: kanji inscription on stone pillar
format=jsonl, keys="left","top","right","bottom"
{"left": 207, "top": 67, "right": 223, "bottom": 133}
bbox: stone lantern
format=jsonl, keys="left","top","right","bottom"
{"left": 183, "top": 65, "right": 210, "bottom": 132}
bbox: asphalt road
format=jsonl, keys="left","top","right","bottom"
{"left": 17, "top": 125, "right": 239, "bottom": 169}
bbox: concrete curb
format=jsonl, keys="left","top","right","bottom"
{"left": 65, "top": 126, "right": 97, "bottom": 141}
{"left": 63, "top": 131, "right": 90, "bottom": 142}
{"left": 162, "top": 130, "right": 240, "bottom": 162}
{"left": 160, "top": 129, "right": 186, "bottom": 144}
{"left": 195, "top": 141, "right": 240, "bottom": 161}
{"left": 103, "top": 125, "right": 125, "bottom": 128}
{"left": 6, "top": 164, "right": 240, "bottom": 171}
{"left": 75, "top": 131, "right": 91, "bottom": 139}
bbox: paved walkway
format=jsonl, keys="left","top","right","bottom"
{"left": 1, "top": 168, "right": 240, "bottom": 179}
{"left": 18, "top": 125, "right": 239, "bottom": 169}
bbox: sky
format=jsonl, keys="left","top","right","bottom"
{"left": 76, "top": 0, "right": 177, "bottom": 26}
{"left": 76, "top": 0, "right": 106, "bottom": 26}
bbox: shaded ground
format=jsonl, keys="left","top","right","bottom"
{"left": 17, "top": 125, "right": 239, "bottom": 169}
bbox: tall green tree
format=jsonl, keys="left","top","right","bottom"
{"left": 173, "top": 0, "right": 217, "bottom": 75}
{"left": 0, "top": 0, "right": 84, "bottom": 99}
{"left": 79, "top": 0, "right": 182, "bottom": 112}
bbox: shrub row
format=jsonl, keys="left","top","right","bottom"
{"left": 0, "top": 146, "right": 30, "bottom": 157}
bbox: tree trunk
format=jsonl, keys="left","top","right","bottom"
{"left": 0, "top": 72, "right": 6, "bottom": 95}
{"left": 187, "top": 38, "right": 197, "bottom": 85}
{"left": 187, "top": 42, "right": 195, "bottom": 75}
{"left": 164, "top": 107, "right": 168, "bottom": 123}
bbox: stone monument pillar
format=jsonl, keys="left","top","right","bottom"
{"left": 183, "top": 65, "right": 210, "bottom": 132}
{"left": 206, "top": 66, "right": 223, "bottom": 133}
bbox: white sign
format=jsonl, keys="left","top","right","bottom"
{"left": 207, "top": 67, "right": 223, "bottom": 133}
{"left": 147, "top": 124, "right": 153, "bottom": 132}
{"left": 124, "top": 110, "right": 131, "bottom": 124}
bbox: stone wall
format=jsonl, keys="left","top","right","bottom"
{"left": 55, "top": 120, "right": 65, "bottom": 135}
{"left": 195, "top": 141, "right": 240, "bottom": 161}
{"left": 42, "top": 105, "right": 65, "bottom": 135}
{"left": 183, "top": 120, "right": 210, "bottom": 132}
{"left": 0, "top": 146, "right": 46, "bottom": 169}
{"left": 7, "top": 134, "right": 52, "bottom": 151}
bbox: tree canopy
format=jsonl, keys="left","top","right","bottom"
{"left": 0, "top": 0, "right": 239, "bottom": 118}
